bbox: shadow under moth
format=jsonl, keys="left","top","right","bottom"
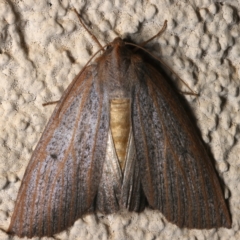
{"left": 8, "top": 9, "right": 231, "bottom": 238}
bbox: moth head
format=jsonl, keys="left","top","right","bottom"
{"left": 105, "top": 37, "right": 138, "bottom": 54}
{"left": 105, "top": 37, "right": 126, "bottom": 52}
{"left": 110, "top": 37, "right": 125, "bottom": 47}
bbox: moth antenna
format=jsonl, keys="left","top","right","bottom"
{"left": 139, "top": 20, "right": 168, "bottom": 48}
{"left": 126, "top": 42, "right": 198, "bottom": 97}
{"left": 72, "top": 8, "right": 104, "bottom": 51}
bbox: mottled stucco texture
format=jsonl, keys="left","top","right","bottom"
{"left": 0, "top": 0, "right": 240, "bottom": 239}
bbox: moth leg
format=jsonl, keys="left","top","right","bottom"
{"left": 42, "top": 100, "right": 60, "bottom": 107}
{"left": 179, "top": 91, "right": 199, "bottom": 97}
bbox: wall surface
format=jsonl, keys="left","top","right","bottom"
{"left": 0, "top": 0, "right": 240, "bottom": 239}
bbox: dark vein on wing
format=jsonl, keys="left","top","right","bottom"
{"left": 26, "top": 164, "right": 42, "bottom": 236}
{"left": 45, "top": 76, "right": 93, "bottom": 232}
{"left": 163, "top": 113, "right": 202, "bottom": 227}
{"left": 86, "top": 83, "right": 103, "bottom": 205}
{"left": 147, "top": 84, "right": 163, "bottom": 210}
{"left": 76, "top": 124, "right": 89, "bottom": 216}
{"left": 9, "top": 50, "right": 107, "bottom": 236}
{"left": 136, "top": 93, "right": 154, "bottom": 204}
{"left": 155, "top": 96, "right": 193, "bottom": 226}
{"left": 39, "top": 160, "right": 55, "bottom": 235}
{"left": 56, "top": 168, "right": 66, "bottom": 234}
{"left": 148, "top": 82, "right": 172, "bottom": 219}
{"left": 16, "top": 69, "right": 90, "bottom": 199}
{"left": 148, "top": 75, "right": 194, "bottom": 225}
{"left": 150, "top": 68, "right": 210, "bottom": 227}
{"left": 69, "top": 146, "right": 77, "bottom": 224}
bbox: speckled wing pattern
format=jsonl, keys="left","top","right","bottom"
{"left": 132, "top": 63, "right": 231, "bottom": 229}
{"left": 8, "top": 66, "right": 109, "bottom": 238}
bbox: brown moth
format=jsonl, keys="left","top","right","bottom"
{"left": 8, "top": 9, "right": 231, "bottom": 238}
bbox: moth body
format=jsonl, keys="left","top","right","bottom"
{"left": 8, "top": 37, "right": 231, "bottom": 238}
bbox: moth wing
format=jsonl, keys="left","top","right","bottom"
{"left": 96, "top": 129, "right": 146, "bottom": 213}
{"left": 132, "top": 64, "right": 231, "bottom": 229}
{"left": 8, "top": 66, "right": 109, "bottom": 237}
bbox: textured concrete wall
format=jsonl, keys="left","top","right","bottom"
{"left": 0, "top": 0, "right": 239, "bottom": 239}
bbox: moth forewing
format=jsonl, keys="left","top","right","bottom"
{"left": 100, "top": 129, "right": 123, "bottom": 184}
{"left": 95, "top": 126, "right": 138, "bottom": 212}
{"left": 120, "top": 128, "right": 141, "bottom": 210}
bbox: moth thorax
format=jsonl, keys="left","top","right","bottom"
{"left": 110, "top": 99, "right": 131, "bottom": 171}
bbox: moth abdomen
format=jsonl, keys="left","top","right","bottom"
{"left": 110, "top": 98, "right": 131, "bottom": 171}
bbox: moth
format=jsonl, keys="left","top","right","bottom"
{"left": 8, "top": 9, "right": 231, "bottom": 238}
